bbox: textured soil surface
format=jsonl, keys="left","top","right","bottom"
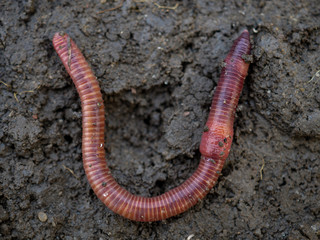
{"left": 0, "top": 1, "right": 319, "bottom": 239}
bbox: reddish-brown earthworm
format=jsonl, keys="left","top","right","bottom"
{"left": 52, "top": 30, "right": 251, "bottom": 222}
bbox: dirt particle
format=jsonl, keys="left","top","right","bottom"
{"left": 0, "top": 206, "right": 9, "bottom": 222}
{"left": 0, "top": 224, "right": 9, "bottom": 235}
{"left": 220, "top": 61, "right": 227, "bottom": 68}
{"left": 311, "top": 222, "right": 320, "bottom": 234}
{"left": 266, "top": 185, "right": 274, "bottom": 192}
{"left": 253, "top": 228, "right": 263, "bottom": 238}
{"left": 38, "top": 212, "right": 48, "bottom": 222}
{"left": 207, "top": 158, "right": 216, "bottom": 164}
{"left": 242, "top": 54, "right": 253, "bottom": 63}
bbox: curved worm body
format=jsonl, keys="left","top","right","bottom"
{"left": 52, "top": 30, "right": 251, "bottom": 222}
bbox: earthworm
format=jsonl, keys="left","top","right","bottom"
{"left": 52, "top": 30, "right": 251, "bottom": 222}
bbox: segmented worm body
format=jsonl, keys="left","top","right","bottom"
{"left": 52, "top": 30, "right": 251, "bottom": 222}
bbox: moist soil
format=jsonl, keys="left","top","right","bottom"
{"left": 0, "top": 1, "right": 319, "bottom": 239}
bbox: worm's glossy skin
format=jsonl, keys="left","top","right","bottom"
{"left": 52, "top": 30, "right": 251, "bottom": 222}
{"left": 200, "top": 30, "right": 251, "bottom": 161}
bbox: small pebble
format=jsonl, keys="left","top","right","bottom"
{"left": 253, "top": 228, "right": 263, "bottom": 238}
{"left": 266, "top": 185, "right": 274, "bottom": 192}
{"left": 38, "top": 212, "right": 48, "bottom": 222}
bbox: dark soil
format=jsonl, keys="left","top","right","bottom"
{"left": 0, "top": 0, "right": 319, "bottom": 239}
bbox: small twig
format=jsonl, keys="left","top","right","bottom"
{"left": 306, "top": 69, "right": 320, "bottom": 97}
{"left": 186, "top": 234, "right": 195, "bottom": 240}
{"left": 62, "top": 164, "right": 79, "bottom": 180}
{"left": 19, "top": 90, "right": 36, "bottom": 94}
{"left": 14, "top": 86, "right": 40, "bottom": 103}
{"left": 153, "top": 2, "right": 179, "bottom": 10}
{"left": 1, "top": 80, "right": 19, "bottom": 103}
{"left": 0, "top": 80, "right": 11, "bottom": 88}
{"left": 307, "top": 69, "right": 320, "bottom": 83}
{"left": 0, "top": 80, "right": 40, "bottom": 103}
{"left": 98, "top": 0, "right": 124, "bottom": 14}
{"left": 259, "top": 158, "right": 265, "bottom": 180}
{"left": 97, "top": 1, "right": 179, "bottom": 14}
{"left": 14, "top": 92, "right": 19, "bottom": 103}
